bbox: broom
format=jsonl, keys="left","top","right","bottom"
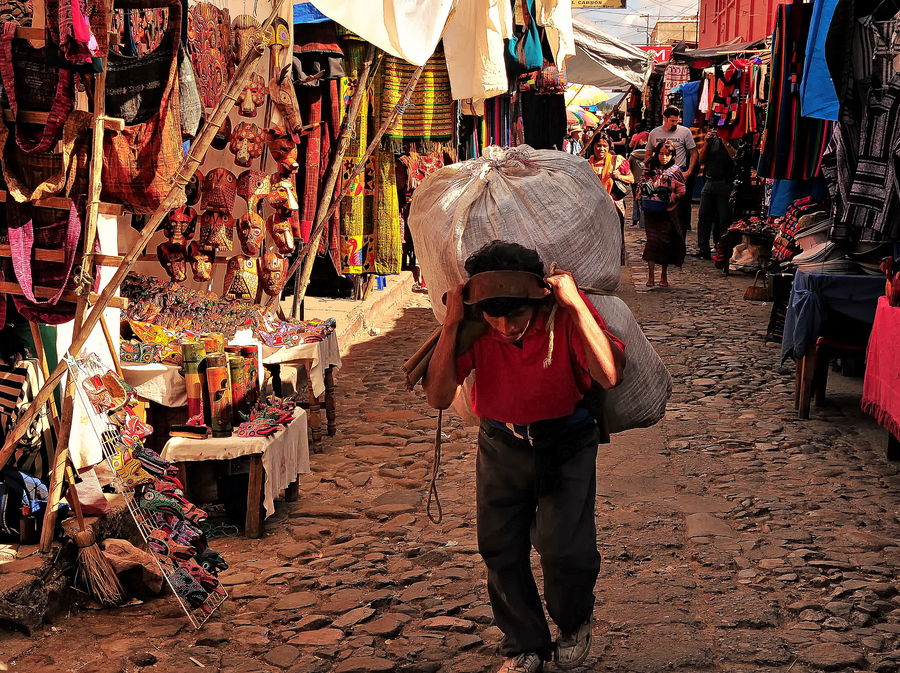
{"left": 66, "top": 469, "right": 125, "bottom": 605}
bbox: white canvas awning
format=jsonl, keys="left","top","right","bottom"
{"left": 566, "top": 16, "right": 653, "bottom": 89}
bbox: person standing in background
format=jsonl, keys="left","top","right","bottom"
{"left": 695, "top": 127, "right": 736, "bottom": 259}
{"left": 640, "top": 140, "right": 687, "bottom": 287}
{"left": 648, "top": 106, "right": 698, "bottom": 234}
{"left": 563, "top": 126, "right": 584, "bottom": 154}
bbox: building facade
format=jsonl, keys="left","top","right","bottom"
{"left": 698, "top": 0, "right": 782, "bottom": 48}
{"left": 651, "top": 19, "right": 698, "bottom": 47}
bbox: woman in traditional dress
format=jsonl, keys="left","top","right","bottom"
{"left": 639, "top": 140, "right": 686, "bottom": 287}
{"left": 586, "top": 133, "right": 634, "bottom": 264}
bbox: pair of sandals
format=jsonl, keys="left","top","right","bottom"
{"left": 645, "top": 279, "right": 669, "bottom": 287}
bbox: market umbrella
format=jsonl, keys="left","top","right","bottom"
{"left": 567, "top": 106, "right": 600, "bottom": 127}
{"left": 565, "top": 84, "right": 610, "bottom": 106}
{"left": 566, "top": 109, "right": 582, "bottom": 127}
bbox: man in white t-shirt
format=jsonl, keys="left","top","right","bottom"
{"left": 648, "top": 106, "right": 699, "bottom": 232}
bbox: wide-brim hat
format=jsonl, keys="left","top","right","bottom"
{"left": 462, "top": 271, "right": 550, "bottom": 305}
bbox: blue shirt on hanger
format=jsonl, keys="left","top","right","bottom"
{"left": 801, "top": 0, "right": 841, "bottom": 120}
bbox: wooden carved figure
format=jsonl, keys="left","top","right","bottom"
{"left": 238, "top": 73, "right": 267, "bottom": 117}
{"left": 264, "top": 125, "right": 299, "bottom": 177}
{"left": 188, "top": 242, "right": 216, "bottom": 282}
{"left": 229, "top": 122, "right": 265, "bottom": 168}
{"left": 157, "top": 241, "right": 188, "bottom": 283}
{"left": 163, "top": 206, "right": 197, "bottom": 246}
{"left": 224, "top": 254, "right": 259, "bottom": 300}
{"left": 266, "top": 209, "right": 297, "bottom": 255}
{"left": 237, "top": 212, "right": 265, "bottom": 256}
{"left": 237, "top": 169, "right": 270, "bottom": 212}
{"left": 261, "top": 250, "right": 288, "bottom": 296}
{"left": 269, "top": 65, "right": 303, "bottom": 142}
{"left": 201, "top": 167, "right": 237, "bottom": 213}
{"left": 198, "top": 210, "right": 234, "bottom": 251}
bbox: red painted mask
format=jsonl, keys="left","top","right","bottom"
{"left": 198, "top": 210, "right": 234, "bottom": 250}
{"left": 260, "top": 250, "right": 287, "bottom": 296}
{"left": 157, "top": 241, "right": 188, "bottom": 283}
{"left": 238, "top": 72, "right": 267, "bottom": 117}
{"left": 228, "top": 122, "right": 265, "bottom": 169}
{"left": 201, "top": 168, "right": 237, "bottom": 213}
{"left": 237, "top": 212, "right": 265, "bottom": 256}
{"left": 187, "top": 242, "right": 216, "bottom": 282}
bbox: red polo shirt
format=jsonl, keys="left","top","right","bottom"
{"left": 456, "top": 294, "right": 624, "bottom": 425}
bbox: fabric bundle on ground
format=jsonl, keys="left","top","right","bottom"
{"left": 409, "top": 145, "right": 670, "bottom": 432}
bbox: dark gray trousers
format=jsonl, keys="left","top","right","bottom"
{"left": 476, "top": 419, "right": 601, "bottom": 659}
{"left": 697, "top": 178, "right": 732, "bottom": 254}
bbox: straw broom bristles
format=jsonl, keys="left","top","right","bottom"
{"left": 74, "top": 528, "right": 125, "bottom": 606}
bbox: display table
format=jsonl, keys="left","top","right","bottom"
{"left": 782, "top": 272, "right": 885, "bottom": 361}
{"left": 262, "top": 333, "right": 341, "bottom": 444}
{"left": 160, "top": 409, "right": 309, "bottom": 538}
{"left": 862, "top": 296, "right": 900, "bottom": 461}
{"left": 783, "top": 272, "right": 885, "bottom": 419}
{"left": 121, "top": 332, "right": 340, "bottom": 444}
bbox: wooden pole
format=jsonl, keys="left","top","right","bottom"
{"left": 0, "top": 0, "right": 287, "bottom": 474}
{"left": 39, "top": 0, "right": 114, "bottom": 552}
{"left": 280, "top": 62, "right": 426, "bottom": 309}
{"left": 265, "top": 43, "right": 377, "bottom": 311}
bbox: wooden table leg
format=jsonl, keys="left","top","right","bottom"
{"left": 798, "top": 352, "right": 815, "bottom": 420}
{"left": 285, "top": 477, "right": 300, "bottom": 502}
{"left": 324, "top": 366, "right": 336, "bottom": 437}
{"left": 246, "top": 454, "right": 265, "bottom": 539}
{"left": 888, "top": 433, "right": 900, "bottom": 462}
{"left": 304, "top": 361, "right": 323, "bottom": 448}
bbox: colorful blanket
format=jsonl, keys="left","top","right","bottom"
{"left": 862, "top": 296, "right": 900, "bottom": 440}
{"left": 378, "top": 52, "right": 453, "bottom": 146}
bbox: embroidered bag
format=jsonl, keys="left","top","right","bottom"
{"left": 101, "top": 0, "right": 185, "bottom": 214}
{"left": 0, "top": 21, "right": 76, "bottom": 153}
{"left": 2, "top": 198, "right": 85, "bottom": 324}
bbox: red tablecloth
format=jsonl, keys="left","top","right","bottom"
{"left": 862, "top": 296, "right": 900, "bottom": 439}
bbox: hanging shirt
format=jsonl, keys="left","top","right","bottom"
{"left": 800, "top": 0, "right": 840, "bottom": 120}
{"left": 676, "top": 80, "right": 702, "bottom": 128}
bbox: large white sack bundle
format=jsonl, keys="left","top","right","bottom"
{"left": 409, "top": 145, "right": 621, "bottom": 323}
{"left": 588, "top": 294, "right": 671, "bottom": 433}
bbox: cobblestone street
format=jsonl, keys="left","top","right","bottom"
{"left": 3, "top": 230, "right": 900, "bottom": 673}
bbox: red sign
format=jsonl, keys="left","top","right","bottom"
{"left": 638, "top": 46, "right": 673, "bottom": 64}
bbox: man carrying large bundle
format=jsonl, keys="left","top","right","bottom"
{"left": 423, "top": 241, "right": 626, "bottom": 673}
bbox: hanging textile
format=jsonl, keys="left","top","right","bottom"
{"left": 800, "top": 0, "right": 840, "bottom": 121}
{"left": 101, "top": 0, "right": 185, "bottom": 214}
{"left": 373, "top": 152, "right": 401, "bottom": 274}
{"left": 842, "top": 75, "right": 900, "bottom": 242}
{"left": 521, "top": 91, "right": 566, "bottom": 150}
{"left": 339, "top": 40, "right": 374, "bottom": 275}
{"left": 297, "top": 86, "right": 323, "bottom": 242}
{"left": 378, "top": 52, "right": 454, "bottom": 151}
{"left": 662, "top": 63, "right": 690, "bottom": 107}
{"left": 758, "top": 1, "right": 831, "bottom": 181}
{"left": 187, "top": 1, "right": 232, "bottom": 109}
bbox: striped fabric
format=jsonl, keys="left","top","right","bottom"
{"left": 378, "top": 53, "right": 454, "bottom": 145}
{"left": 758, "top": 1, "right": 832, "bottom": 181}
{"left": 0, "top": 363, "right": 29, "bottom": 432}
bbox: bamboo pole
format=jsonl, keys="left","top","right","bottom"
{"left": 264, "top": 43, "right": 378, "bottom": 310}
{"left": 0, "top": 0, "right": 287, "bottom": 474}
{"left": 278, "top": 61, "right": 426, "bottom": 310}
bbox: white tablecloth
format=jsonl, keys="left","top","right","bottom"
{"left": 160, "top": 409, "right": 309, "bottom": 517}
{"left": 121, "top": 363, "right": 187, "bottom": 407}
{"left": 261, "top": 332, "right": 341, "bottom": 397}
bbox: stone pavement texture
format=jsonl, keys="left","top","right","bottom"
{"left": 2, "top": 229, "right": 899, "bottom": 673}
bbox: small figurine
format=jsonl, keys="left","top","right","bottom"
{"left": 260, "top": 250, "right": 288, "bottom": 296}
